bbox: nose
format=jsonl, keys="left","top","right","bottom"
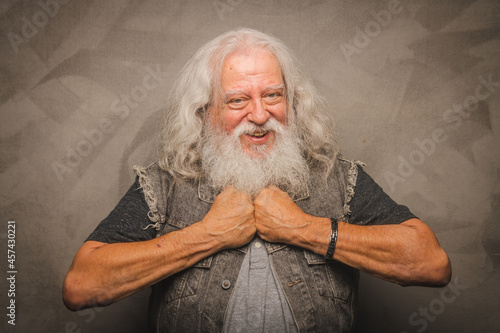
{"left": 247, "top": 99, "right": 270, "bottom": 125}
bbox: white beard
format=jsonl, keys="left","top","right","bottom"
{"left": 201, "top": 118, "right": 309, "bottom": 197}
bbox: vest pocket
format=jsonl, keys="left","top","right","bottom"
{"left": 163, "top": 259, "right": 212, "bottom": 303}
{"left": 304, "top": 251, "right": 355, "bottom": 301}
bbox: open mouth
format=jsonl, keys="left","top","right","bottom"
{"left": 247, "top": 130, "right": 269, "bottom": 138}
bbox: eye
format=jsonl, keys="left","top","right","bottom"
{"left": 227, "top": 97, "right": 248, "bottom": 109}
{"left": 264, "top": 91, "right": 283, "bottom": 104}
{"left": 266, "top": 91, "right": 282, "bottom": 99}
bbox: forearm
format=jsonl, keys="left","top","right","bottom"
{"left": 292, "top": 217, "right": 451, "bottom": 287}
{"left": 64, "top": 186, "right": 256, "bottom": 311}
{"left": 63, "top": 223, "right": 221, "bottom": 311}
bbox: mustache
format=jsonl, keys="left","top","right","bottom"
{"left": 232, "top": 118, "right": 284, "bottom": 137}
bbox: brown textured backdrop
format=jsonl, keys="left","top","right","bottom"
{"left": 0, "top": 0, "right": 499, "bottom": 332}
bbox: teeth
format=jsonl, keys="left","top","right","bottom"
{"left": 250, "top": 131, "right": 268, "bottom": 137}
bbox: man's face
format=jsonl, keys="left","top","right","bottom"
{"left": 209, "top": 48, "right": 287, "bottom": 158}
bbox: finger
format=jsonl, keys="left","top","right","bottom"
{"left": 226, "top": 185, "right": 252, "bottom": 200}
{"left": 254, "top": 188, "right": 272, "bottom": 203}
{"left": 223, "top": 185, "right": 237, "bottom": 193}
{"left": 254, "top": 188, "right": 266, "bottom": 199}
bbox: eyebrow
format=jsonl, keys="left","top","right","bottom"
{"left": 223, "top": 84, "right": 286, "bottom": 101}
{"left": 263, "top": 84, "right": 285, "bottom": 94}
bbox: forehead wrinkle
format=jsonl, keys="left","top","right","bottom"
{"left": 223, "top": 84, "right": 285, "bottom": 99}
{"left": 262, "top": 84, "right": 285, "bottom": 93}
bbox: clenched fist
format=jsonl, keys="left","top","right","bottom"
{"left": 201, "top": 186, "right": 256, "bottom": 250}
{"left": 254, "top": 186, "right": 311, "bottom": 245}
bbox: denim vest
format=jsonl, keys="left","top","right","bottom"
{"left": 133, "top": 157, "right": 364, "bottom": 333}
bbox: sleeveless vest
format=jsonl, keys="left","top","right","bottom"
{"left": 133, "top": 157, "right": 364, "bottom": 333}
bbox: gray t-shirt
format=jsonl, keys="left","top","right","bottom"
{"left": 222, "top": 237, "right": 298, "bottom": 333}
{"left": 86, "top": 168, "right": 416, "bottom": 331}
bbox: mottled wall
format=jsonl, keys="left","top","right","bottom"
{"left": 0, "top": 0, "right": 499, "bottom": 332}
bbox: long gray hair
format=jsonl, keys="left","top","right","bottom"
{"left": 157, "top": 28, "right": 338, "bottom": 179}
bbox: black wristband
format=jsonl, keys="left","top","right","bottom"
{"left": 325, "top": 218, "right": 338, "bottom": 260}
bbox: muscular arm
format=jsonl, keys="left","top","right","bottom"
{"left": 254, "top": 186, "right": 451, "bottom": 287}
{"left": 63, "top": 227, "right": 219, "bottom": 311}
{"left": 63, "top": 186, "right": 256, "bottom": 311}
{"left": 334, "top": 218, "right": 451, "bottom": 286}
